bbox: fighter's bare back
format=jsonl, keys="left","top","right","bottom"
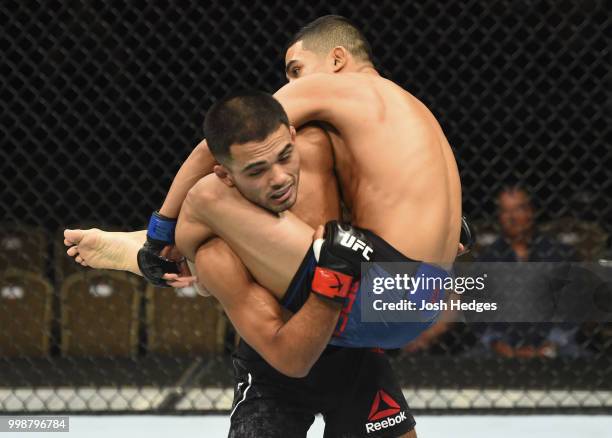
{"left": 275, "top": 71, "right": 462, "bottom": 265}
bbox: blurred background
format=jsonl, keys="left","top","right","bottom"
{"left": 0, "top": 0, "right": 610, "bottom": 429}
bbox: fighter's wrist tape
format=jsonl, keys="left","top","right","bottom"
{"left": 311, "top": 266, "right": 353, "bottom": 303}
{"left": 146, "top": 211, "right": 177, "bottom": 244}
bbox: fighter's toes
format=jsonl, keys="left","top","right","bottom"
{"left": 64, "top": 229, "right": 84, "bottom": 246}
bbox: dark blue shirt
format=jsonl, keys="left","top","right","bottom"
{"left": 475, "top": 232, "right": 578, "bottom": 348}
{"left": 477, "top": 233, "right": 579, "bottom": 263}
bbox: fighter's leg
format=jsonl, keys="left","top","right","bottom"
{"left": 64, "top": 229, "right": 145, "bottom": 274}
{"left": 322, "top": 349, "right": 416, "bottom": 438}
{"left": 64, "top": 229, "right": 194, "bottom": 287}
{"left": 178, "top": 176, "right": 313, "bottom": 296}
{"left": 228, "top": 389, "right": 314, "bottom": 438}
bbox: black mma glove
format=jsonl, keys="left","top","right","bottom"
{"left": 137, "top": 211, "right": 181, "bottom": 287}
{"left": 311, "top": 221, "right": 373, "bottom": 304}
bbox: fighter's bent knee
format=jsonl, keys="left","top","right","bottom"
{"left": 186, "top": 174, "right": 222, "bottom": 206}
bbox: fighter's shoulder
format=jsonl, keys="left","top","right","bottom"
{"left": 294, "top": 72, "right": 376, "bottom": 101}
{"left": 187, "top": 174, "right": 227, "bottom": 205}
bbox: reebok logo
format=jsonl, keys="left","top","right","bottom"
{"left": 339, "top": 232, "right": 373, "bottom": 260}
{"left": 365, "top": 390, "right": 407, "bottom": 434}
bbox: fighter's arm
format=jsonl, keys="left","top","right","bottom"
{"left": 174, "top": 177, "right": 217, "bottom": 263}
{"left": 135, "top": 139, "right": 217, "bottom": 286}
{"left": 162, "top": 76, "right": 354, "bottom": 219}
{"left": 195, "top": 238, "right": 341, "bottom": 378}
{"left": 273, "top": 73, "right": 372, "bottom": 130}
{"left": 158, "top": 138, "right": 217, "bottom": 218}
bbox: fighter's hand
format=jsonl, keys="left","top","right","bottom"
{"left": 311, "top": 221, "right": 367, "bottom": 304}
{"left": 160, "top": 246, "right": 196, "bottom": 288}
{"left": 137, "top": 211, "right": 182, "bottom": 287}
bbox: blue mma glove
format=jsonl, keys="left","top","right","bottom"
{"left": 137, "top": 211, "right": 181, "bottom": 287}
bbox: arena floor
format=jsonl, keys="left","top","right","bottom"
{"left": 2, "top": 415, "right": 611, "bottom": 437}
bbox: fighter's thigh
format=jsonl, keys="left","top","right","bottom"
{"left": 323, "top": 350, "right": 415, "bottom": 438}
{"left": 228, "top": 397, "right": 314, "bottom": 438}
{"left": 229, "top": 359, "right": 314, "bottom": 438}
{"left": 192, "top": 174, "right": 314, "bottom": 295}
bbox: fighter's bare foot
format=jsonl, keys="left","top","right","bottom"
{"left": 64, "top": 228, "right": 141, "bottom": 274}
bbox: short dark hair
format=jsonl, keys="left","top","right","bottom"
{"left": 496, "top": 185, "right": 533, "bottom": 208}
{"left": 286, "top": 15, "right": 373, "bottom": 63}
{"left": 204, "top": 90, "right": 289, "bottom": 163}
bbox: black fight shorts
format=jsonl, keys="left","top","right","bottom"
{"left": 228, "top": 342, "right": 415, "bottom": 438}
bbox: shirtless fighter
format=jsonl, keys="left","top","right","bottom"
{"left": 65, "top": 16, "right": 468, "bottom": 437}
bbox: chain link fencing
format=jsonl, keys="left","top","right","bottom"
{"left": 1, "top": 0, "right": 611, "bottom": 413}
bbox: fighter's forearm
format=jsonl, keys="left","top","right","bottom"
{"left": 194, "top": 237, "right": 341, "bottom": 378}
{"left": 264, "top": 294, "right": 341, "bottom": 377}
{"left": 273, "top": 73, "right": 361, "bottom": 130}
{"left": 274, "top": 83, "right": 324, "bottom": 129}
{"left": 158, "top": 139, "right": 216, "bottom": 218}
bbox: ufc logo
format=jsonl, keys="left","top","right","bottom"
{"left": 340, "top": 233, "right": 373, "bottom": 260}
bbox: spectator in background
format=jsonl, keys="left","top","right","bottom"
{"left": 403, "top": 186, "right": 583, "bottom": 357}
{"left": 479, "top": 186, "right": 577, "bottom": 262}
{"left": 477, "top": 185, "right": 580, "bottom": 359}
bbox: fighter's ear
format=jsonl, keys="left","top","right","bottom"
{"left": 331, "top": 46, "right": 349, "bottom": 72}
{"left": 213, "top": 164, "right": 235, "bottom": 187}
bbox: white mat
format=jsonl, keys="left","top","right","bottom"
{"left": 2, "top": 415, "right": 611, "bottom": 438}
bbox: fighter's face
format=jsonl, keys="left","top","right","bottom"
{"left": 285, "top": 41, "right": 333, "bottom": 82}
{"left": 224, "top": 124, "right": 300, "bottom": 213}
{"left": 498, "top": 191, "right": 534, "bottom": 239}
